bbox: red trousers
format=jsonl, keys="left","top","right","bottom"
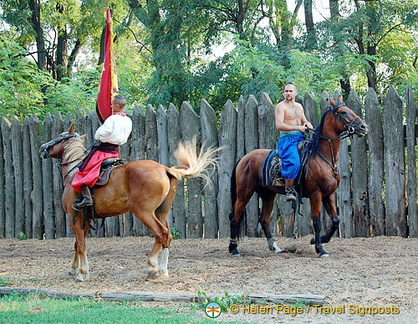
{"left": 71, "top": 151, "right": 119, "bottom": 193}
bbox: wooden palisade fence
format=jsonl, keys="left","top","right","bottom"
{"left": 0, "top": 86, "right": 416, "bottom": 240}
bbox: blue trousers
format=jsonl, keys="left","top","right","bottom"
{"left": 277, "top": 135, "right": 304, "bottom": 180}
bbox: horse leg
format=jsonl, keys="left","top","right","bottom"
{"left": 69, "top": 212, "right": 90, "bottom": 281}
{"left": 229, "top": 190, "right": 254, "bottom": 256}
{"left": 154, "top": 178, "right": 177, "bottom": 278}
{"left": 259, "top": 190, "right": 281, "bottom": 253}
{"left": 229, "top": 200, "right": 245, "bottom": 256}
{"left": 309, "top": 194, "right": 329, "bottom": 258}
{"left": 132, "top": 208, "right": 169, "bottom": 279}
{"left": 320, "top": 193, "right": 340, "bottom": 243}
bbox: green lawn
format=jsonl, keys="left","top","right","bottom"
{"left": 0, "top": 292, "right": 245, "bottom": 324}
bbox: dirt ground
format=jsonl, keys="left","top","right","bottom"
{"left": 1, "top": 235, "right": 417, "bottom": 323}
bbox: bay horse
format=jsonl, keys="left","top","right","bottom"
{"left": 229, "top": 97, "right": 368, "bottom": 257}
{"left": 40, "top": 123, "right": 217, "bottom": 281}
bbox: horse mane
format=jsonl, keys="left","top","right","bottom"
{"left": 63, "top": 137, "right": 86, "bottom": 178}
{"left": 310, "top": 107, "right": 332, "bottom": 157}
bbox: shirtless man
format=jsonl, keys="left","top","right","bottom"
{"left": 275, "top": 82, "right": 313, "bottom": 201}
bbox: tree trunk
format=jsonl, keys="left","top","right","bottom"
{"left": 28, "top": 0, "right": 46, "bottom": 71}
{"left": 56, "top": 3, "right": 68, "bottom": 81}
{"left": 304, "top": 0, "right": 317, "bottom": 50}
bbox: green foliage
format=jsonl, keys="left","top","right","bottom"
{"left": 0, "top": 293, "right": 232, "bottom": 323}
{"left": 0, "top": 277, "right": 10, "bottom": 287}
{"left": 18, "top": 232, "right": 27, "bottom": 240}
{"left": 0, "top": 0, "right": 416, "bottom": 119}
{"left": 170, "top": 227, "right": 181, "bottom": 239}
{"left": 194, "top": 286, "right": 251, "bottom": 313}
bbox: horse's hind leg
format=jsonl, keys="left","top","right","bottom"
{"left": 132, "top": 207, "right": 169, "bottom": 279}
{"left": 154, "top": 178, "right": 177, "bottom": 278}
{"left": 259, "top": 190, "right": 281, "bottom": 253}
{"left": 320, "top": 193, "right": 340, "bottom": 243}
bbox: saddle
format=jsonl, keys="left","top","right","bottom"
{"left": 261, "top": 140, "right": 311, "bottom": 189}
{"left": 93, "top": 158, "right": 124, "bottom": 188}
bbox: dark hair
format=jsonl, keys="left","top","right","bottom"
{"left": 112, "top": 94, "right": 126, "bottom": 107}
{"left": 283, "top": 82, "right": 297, "bottom": 92}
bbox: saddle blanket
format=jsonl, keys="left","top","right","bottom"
{"left": 261, "top": 150, "right": 284, "bottom": 186}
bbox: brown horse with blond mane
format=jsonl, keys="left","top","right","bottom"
{"left": 229, "top": 97, "right": 368, "bottom": 258}
{"left": 40, "top": 123, "right": 217, "bottom": 281}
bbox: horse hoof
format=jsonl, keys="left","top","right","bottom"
{"left": 310, "top": 238, "right": 315, "bottom": 244}
{"left": 319, "top": 253, "right": 330, "bottom": 258}
{"left": 271, "top": 242, "right": 282, "bottom": 254}
{"left": 146, "top": 270, "right": 159, "bottom": 280}
{"left": 74, "top": 274, "right": 85, "bottom": 282}
{"left": 230, "top": 249, "right": 241, "bottom": 257}
{"left": 158, "top": 271, "right": 169, "bottom": 279}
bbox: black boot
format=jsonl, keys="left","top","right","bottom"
{"left": 285, "top": 179, "right": 296, "bottom": 201}
{"left": 76, "top": 185, "right": 93, "bottom": 208}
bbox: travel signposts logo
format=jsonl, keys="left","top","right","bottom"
{"left": 205, "top": 301, "right": 222, "bottom": 318}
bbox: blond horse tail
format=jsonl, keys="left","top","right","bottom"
{"left": 167, "top": 139, "right": 219, "bottom": 185}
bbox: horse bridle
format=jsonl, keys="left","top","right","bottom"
{"left": 314, "top": 104, "right": 361, "bottom": 177}
{"left": 40, "top": 133, "right": 77, "bottom": 158}
{"left": 40, "top": 133, "right": 83, "bottom": 182}
{"left": 332, "top": 103, "right": 361, "bottom": 139}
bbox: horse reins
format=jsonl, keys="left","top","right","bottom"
{"left": 313, "top": 104, "right": 361, "bottom": 177}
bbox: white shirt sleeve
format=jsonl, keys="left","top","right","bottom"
{"left": 94, "top": 115, "right": 132, "bottom": 145}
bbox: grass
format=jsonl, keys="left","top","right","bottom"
{"left": 0, "top": 292, "right": 245, "bottom": 324}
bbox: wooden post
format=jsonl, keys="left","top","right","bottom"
{"left": 180, "top": 102, "right": 203, "bottom": 239}
{"left": 42, "top": 114, "right": 55, "bottom": 239}
{"left": 347, "top": 89, "right": 369, "bottom": 237}
{"left": 1, "top": 118, "right": 14, "bottom": 238}
{"left": 167, "top": 103, "right": 186, "bottom": 238}
{"left": 406, "top": 85, "right": 417, "bottom": 237}
{"left": 23, "top": 117, "right": 33, "bottom": 238}
{"left": 217, "top": 100, "right": 237, "bottom": 238}
{"left": 236, "top": 96, "right": 246, "bottom": 162}
{"left": 119, "top": 115, "right": 131, "bottom": 237}
{"left": 364, "top": 88, "right": 385, "bottom": 236}
{"left": 244, "top": 95, "right": 259, "bottom": 237}
{"left": 30, "top": 116, "right": 43, "bottom": 239}
{"left": 131, "top": 106, "right": 148, "bottom": 236}
{"left": 200, "top": 100, "right": 219, "bottom": 238}
{"left": 383, "top": 86, "right": 407, "bottom": 237}
{"left": 0, "top": 117, "right": 4, "bottom": 238}
{"left": 11, "top": 117, "right": 24, "bottom": 236}
{"left": 338, "top": 139, "right": 352, "bottom": 237}
{"left": 52, "top": 112, "right": 65, "bottom": 238}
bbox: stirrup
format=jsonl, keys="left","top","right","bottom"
{"left": 76, "top": 198, "right": 93, "bottom": 209}
{"left": 72, "top": 200, "right": 83, "bottom": 212}
{"left": 285, "top": 189, "right": 297, "bottom": 201}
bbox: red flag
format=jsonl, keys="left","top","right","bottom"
{"left": 96, "top": 8, "right": 118, "bottom": 123}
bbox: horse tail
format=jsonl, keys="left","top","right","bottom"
{"left": 167, "top": 139, "right": 218, "bottom": 184}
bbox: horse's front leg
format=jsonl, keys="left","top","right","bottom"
{"left": 321, "top": 193, "right": 340, "bottom": 243}
{"left": 260, "top": 191, "right": 281, "bottom": 253}
{"left": 309, "top": 194, "right": 329, "bottom": 258}
{"left": 70, "top": 217, "right": 91, "bottom": 282}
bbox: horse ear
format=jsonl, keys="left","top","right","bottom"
{"left": 68, "top": 122, "right": 75, "bottom": 134}
{"left": 80, "top": 134, "right": 86, "bottom": 142}
{"left": 330, "top": 98, "right": 336, "bottom": 107}
{"left": 337, "top": 95, "right": 343, "bottom": 103}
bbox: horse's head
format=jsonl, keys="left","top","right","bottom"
{"left": 330, "top": 97, "right": 369, "bottom": 137}
{"left": 39, "top": 123, "right": 84, "bottom": 159}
